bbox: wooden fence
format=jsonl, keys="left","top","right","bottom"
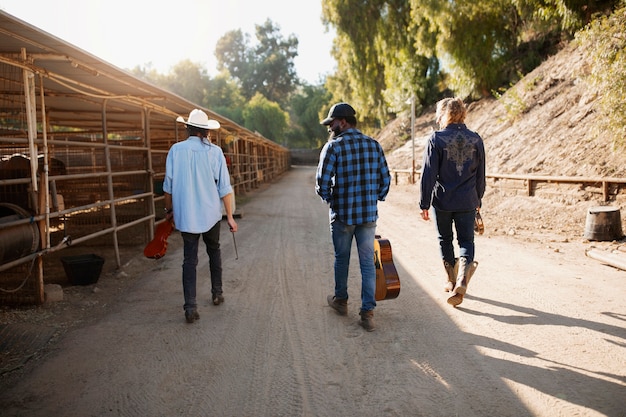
{"left": 390, "top": 169, "right": 626, "bottom": 202}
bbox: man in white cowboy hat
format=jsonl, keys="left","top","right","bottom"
{"left": 163, "top": 109, "right": 238, "bottom": 323}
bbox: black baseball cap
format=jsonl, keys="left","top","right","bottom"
{"left": 321, "top": 102, "right": 356, "bottom": 125}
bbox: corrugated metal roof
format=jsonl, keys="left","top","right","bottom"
{"left": 0, "top": 10, "right": 274, "bottom": 145}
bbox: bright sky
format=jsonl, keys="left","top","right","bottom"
{"left": 0, "top": 0, "right": 336, "bottom": 85}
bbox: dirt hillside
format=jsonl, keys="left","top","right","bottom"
{"left": 381, "top": 42, "right": 624, "bottom": 178}
{"left": 378, "top": 41, "right": 626, "bottom": 245}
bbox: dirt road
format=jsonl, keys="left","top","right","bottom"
{"left": 1, "top": 166, "right": 625, "bottom": 417}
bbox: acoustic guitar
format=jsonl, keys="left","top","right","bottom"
{"left": 143, "top": 219, "right": 174, "bottom": 259}
{"left": 373, "top": 235, "right": 401, "bottom": 301}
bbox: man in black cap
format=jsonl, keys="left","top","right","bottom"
{"left": 315, "top": 102, "right": 391, "bottom": 331}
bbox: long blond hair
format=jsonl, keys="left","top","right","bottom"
{"left": 436, "top": 97, "right": 467, "bottom": 128}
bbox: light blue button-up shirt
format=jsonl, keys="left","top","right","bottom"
{"left": 163, "top": 136, "right": 232, "bottom": 233}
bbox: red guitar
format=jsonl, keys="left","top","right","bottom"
{"left": 144, "top": 219, "right": 174, "bottom": 259}
{"left": 374, "top": 235, "right": 401, "bottom": 301}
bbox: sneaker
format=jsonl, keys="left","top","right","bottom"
{"left": 185, "top": 309, "right": 200, "bottom": 323}
{"left": 327, "top": 295, "right": 348, "bottom": 316}
{"left": 212, "top": 294, "right": 224, "bottom": 305}
{"left": 359, "top": 309, "right": 375, "bottom": 332}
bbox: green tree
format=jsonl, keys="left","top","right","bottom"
{"left": 379, "top": 0, "right": 440, "bottom": 112}
{"left": 322, "top": 0, "right": 387, "bottom": 125}
{"left": 254, "top": 20, "right": 299, "bottom": 104}
{"left": 242, "top": 93, "right": 290, "bottom": 145}
{"left": 323, "top": 0, "right": 619, "bottom": 117}
{"left": 129, "top": 63, "right": 164, "bottom": 85}
{"left": 214, "top": 29, "right": 252, "bottom": 92}
{"left": 408, "top": 0, "right": 619, "bottom": 97}
{"left": 157, "top": 60, "right": 210, "bottom": 105}
{"left": 408, "top": 0, "right": 521, "bottom": 98}
{"left": 517, "top": 0, "right": 617, "bottom": 31}
{"left": 215, "top": 19, "right": 299, "bottom": 106}
{"left": 322, "top": 0, "right": 440, "bottom": 125}
{"left": 575, "top": 1, "right": 626, "bottom": 147}
{"left": 286, "top": 84, "right": 332, "bottom": 149}
{"left": 205, "top": 70, "right": 247, "bottom": 125}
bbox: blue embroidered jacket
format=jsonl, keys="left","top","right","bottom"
{"left": 419, "top": 123, "right": 486, "bottom": 212}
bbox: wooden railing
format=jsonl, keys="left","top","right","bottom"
{"left": 390, "top": 169, "right": 626, "bottom": 202}
{"left": 486, "top": 173, "right": 626, "bottom": 202}
{"left": 391, "top": 169, "right": 417, "bottom": 185}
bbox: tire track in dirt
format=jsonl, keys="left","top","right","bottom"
{"left": 228, "top": 176, "right": 335, "bottom": 413}
{"left": 198, "top": 167, "right": 337, "bottom": 416}
{"left": 1, "top": 167, "right": 624, "bottom": 417}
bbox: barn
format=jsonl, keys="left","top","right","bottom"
{"left": 0, "top": 10, "right": 290, "bottom": 304}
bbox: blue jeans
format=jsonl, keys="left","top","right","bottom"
{"left": 433, "top": 208, "right": 475, "bottom": 265}
{"left": 330, "top": 219, "right": 377, "bottom": 311}
{"left": 181, "top": 221, "right": 222, "bottom": 312}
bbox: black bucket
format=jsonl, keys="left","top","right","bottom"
{"left": 61, "top": 254, "right": 105, "bottom": 285}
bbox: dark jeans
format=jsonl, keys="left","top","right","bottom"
{"left": 181, "top": 221, "right": 222, "bottom": 312}
{"left": 433, "top": 208, "right": 475, "bottom": 265}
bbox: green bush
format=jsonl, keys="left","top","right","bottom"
{"left": 575, "top": 3, "right": 626, "bottom": 147}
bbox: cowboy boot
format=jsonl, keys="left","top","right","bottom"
{"left": 447, "top": 257, "right": 478, "bottom": 307}
{"left": 327, "top": 295, "right": 348, "bottom": 315}
{"left": 443, "top": 259, "right": 458, "bottom": 292}
{"left": 359, "top": 309, "right": 375, "bottom": 332}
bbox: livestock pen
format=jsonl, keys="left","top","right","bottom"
{"left": 0, "top": 11, "right": 289, "bottom": 305}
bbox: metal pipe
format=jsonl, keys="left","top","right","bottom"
{"left": 585, "top": 248, "right": 626, "bottom": 271}
{"left": 39, "top": 72, "right": 51, "bottom": 250}
{"left": 145, "top": 108, "right": 156, "bottom": 242}
{"left": 102, "top": 99, "right": 121, "bottom": 268}
{"left": 22, "top": 48, "right": 38, "bottom": 195}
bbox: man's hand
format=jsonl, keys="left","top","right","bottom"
{"left": 227, "top": 217, "right": 238, "bottom": 233}
{"left": 420, "top": 209, "right": 430, "bottom": 221}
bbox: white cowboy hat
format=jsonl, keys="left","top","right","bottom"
{"left": 176, "top": 109, "right": 220, "bottom": 130}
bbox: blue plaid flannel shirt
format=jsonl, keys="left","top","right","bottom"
{"left": 316, "top": 128, "right": 391, "bottom": 225}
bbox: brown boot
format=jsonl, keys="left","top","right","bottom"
{"left": 447, "top": 258, "right": 478, "bottom": 307}
{"left": 327, "top": 295, "right": 348, "bottom": 315}
{"left": 443, "top": 259, "right": 458, "bottom": 292}
{"left": 212, "top": 294, "right": 224, "bottom": 305}
{"left": 359, "top": 309, "right": 375, "bottom": 332}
